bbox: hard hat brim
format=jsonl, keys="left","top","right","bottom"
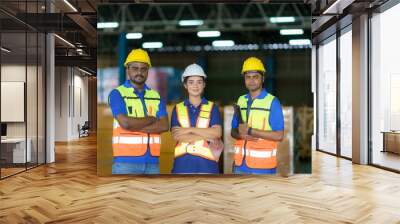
{"left": 242, "top": 70, "right": 265, "bottom": 75}
{"left": 124, "top": 61, "right": 152, "bottom": 68}
{"left": 181, "top": 74, "right": 207, "bottom": 83}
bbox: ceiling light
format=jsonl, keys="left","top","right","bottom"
{"left": 197, "top": 31, "right": 221, "bottom": 38}
{"left": 212, "top": 40, "right": 235, "bottom": 47}
{"left": 1, "top": 47, "right": 11, "bottom": 53}
{"left": 178, "top": 20, "right": 204, "bottom": 26}
{"left": 78, "top": 67, "right": 92, "bottom": 76}
{"left": 126, "top": 33, "right": 143, "bottom": 39}
{"left": 142, "top": 42, "right": 163, "bottom": 49}
{"left": 97, "top": 22, "right": 119, "bottom": 29}
{"left": 289, "top": 39, "right": 311, "bottom": 45}
{"left": 280, "top": 29, "right": 304, "bottom": 35}
{"left": 323, "top": 0, "right": 344, "bottom": 14}
{"left": 270, "top": 17, "right": 295, "bottom": 23}
{"left": 54, "top": 34, "right": 75, "bottom": 48}
{"left": 63, "top": 0, "right": 78, "bottom": 12}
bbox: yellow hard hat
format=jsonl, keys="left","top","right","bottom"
{"left": 124, "top": 48, "right": 152, "bottom": 67}
{"left": 241, "top": 57, "right": 266, "bottom": 74}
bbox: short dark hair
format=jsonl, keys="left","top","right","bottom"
{"left": 183, "top": 76, "right": 206, "bottom": 83}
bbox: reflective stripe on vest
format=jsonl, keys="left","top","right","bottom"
{"left": 174, "top": 101, "right": 216, "bottom": 161}
{"left": 112, "top": 136, "right": 161, "bottom": 145}
{"left": 234, "top": 93, "right": 279, "bottom": 169}
{"left": 112, "top": 85, "right": 161, "bottom": 157}
{"left": 234, "top": 147, "right": 277, "bottom": 158}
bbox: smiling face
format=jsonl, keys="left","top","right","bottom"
{"left": 184, "top": 76, "right": 205, "bottom": 97}
{"left": 126, "top": 61, "right": 149, "bottom": 85}
{"left": 244, "top": 71, "right": 263, "bottom": 92}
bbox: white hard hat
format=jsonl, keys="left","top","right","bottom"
{"left": 181, "top": 63, "right": 207, "bottom": 82}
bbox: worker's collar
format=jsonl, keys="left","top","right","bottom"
{"left": 184, "top": 97, "right": 208, "bottom": 107}
{"left": 124, "top": 80, "right": 150, "bottom": 93}
{"left": 244, "top": 88, "right": 268, "bottom": 100}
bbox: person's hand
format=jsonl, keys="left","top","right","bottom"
{"left": 171, "top": 128, "right": 182, "bottom": 138}
{"left": 209, "top": 139, "right": 224, "bottom": 149}
{"left": 208, "top": 139, "right": 224, "bottom": 161}
{"left": 238, "top": 123, "right": 249, "bottom": 138}
{"left": 148, "top": 116, "right": 157, "bottom": 123}
{"left": 238, "top": 124, "right": 258, "bottom": 140}
{"left": 180, "top": 127, "right": 193, "bottom": 135}
{"left": 245, "top": 135, "right": 258, "bottom": 141}
{"left": 172, "top": 128, "right": 192, "bottom": 138}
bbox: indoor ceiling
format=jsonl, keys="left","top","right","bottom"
{"left": 97, "top": 3, "right": 312, "bottom": 53}
{"left": 0, "top": 0, "right": 391, "bottom": 75}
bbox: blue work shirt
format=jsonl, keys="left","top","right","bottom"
{"left": 171, "top": 98, "right": 222, "bottom": 174}
{"left": 231, "top": 89, "right": 284, "bottom": 174}
{"left": 108, "top": 80, "right": 167, "bottom": 164}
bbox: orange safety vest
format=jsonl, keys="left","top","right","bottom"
{"left": 174, "top": 101, "right": 217, "bottom": 161}
{"left": 111, "top": 85, "right": 161, "bottom": 157}
{"left": 234, "top": 93, "right": 279, "bottom": 169}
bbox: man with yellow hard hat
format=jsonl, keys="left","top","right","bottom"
{"left": 108, "top": 48, "right": 169, "bottom": 174}
{"left": 231, "top": 57, "right": 284, "bottom": 174}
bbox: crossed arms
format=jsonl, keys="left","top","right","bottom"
{"left": 231, "top": 123, "right": 284, "bottom": 142}
{"left": 116, "top": 114, "right": 169, "bottom": 134}
{"left": 171, "top": 125, "right": 222, "bottom": 143}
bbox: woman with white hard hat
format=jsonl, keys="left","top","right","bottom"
{"left": 170, "top": 63, "right": 224, "bottom": 174}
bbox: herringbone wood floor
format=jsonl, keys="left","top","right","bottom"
{"left": 1, "top": 135, "right": 400, "bottom": 224}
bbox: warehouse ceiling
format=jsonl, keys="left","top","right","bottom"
{"left": 0, "top": 0, "right": 313, "bottom": 76}
{"left": 97, "top": 3, "right": 311, "bottom": 54}
{"left": 0, "top": 0, "right": 390, "bottom": 75}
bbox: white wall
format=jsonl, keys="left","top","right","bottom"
{"left": 1, "top": 65, "right": 39, "bottom": 138}
{"left": 55, "top": 67, "right": 89, "bottom": 141}
{"left": 1, "top": 65, "right": 26, "bottom": 140}
{"left": 55, "top": 67, "right": 68, "bottom": 141}
{"left": 71, "top": 72, "right": 89, "bottom": 138}
{"left": 1, "top": 64, "right": 46, "bottom": 164}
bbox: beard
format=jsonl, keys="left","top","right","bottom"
{"left": 247, "top": 84, "right": 262, "bottom": 92}
{"left": 131, "top": 75, "right": 146, "bottom": 85}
